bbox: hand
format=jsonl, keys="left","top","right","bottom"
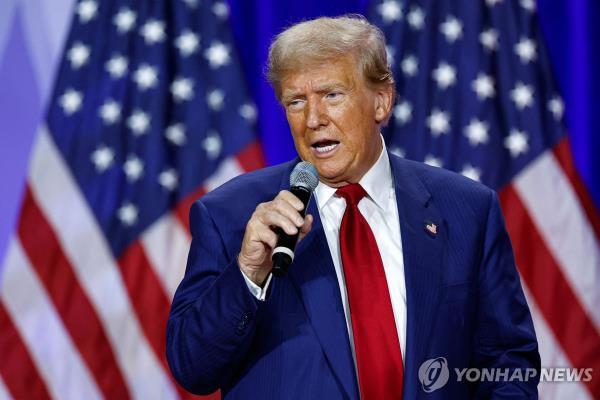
{"left": 238, "top": 190, "right": 313, "bottom": 286}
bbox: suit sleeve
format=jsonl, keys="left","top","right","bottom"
{"left": 166, "top": 200, "right": 262, "bottom": 395}
{"left": 472, "top": 190, "right": 541, "bottom": 398}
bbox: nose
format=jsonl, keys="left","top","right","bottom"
{"left": 305, "top": 97, "right": 327, "bottom": 130}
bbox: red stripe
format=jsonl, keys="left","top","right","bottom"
{"left": 499, "top": 186, "right": 600, "bottom": 397}
{"left": 118, "top": 242, "right": 205, "bottom": 399}
{"left": 175, "top": 187, "right": 206, "bottom": 234}
{"left": 18, "top": 186, "right": 131, "bottom": 399}
{"left": 552, "top": 137, "right": 600, "bottom": 242}
{"left": 0, "top": 301, "right": 52, "bottom": 400}
{"left": 235, "top": 141, "right": 265, "bottom": 172}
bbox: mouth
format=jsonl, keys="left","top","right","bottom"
{"left": 311, "top": 139, "right": 340, "bottom": 156}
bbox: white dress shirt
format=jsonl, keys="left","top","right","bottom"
{"left": 243, "top": 141, "right": 407, "bottom": 364}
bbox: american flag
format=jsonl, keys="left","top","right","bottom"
{"left": 0, "top": 0, "right": 262, "bottom": 398}
{"left": 370, "top": 0, "right": 600, "bottom": 398}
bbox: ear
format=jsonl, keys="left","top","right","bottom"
{"left": 374, "top": 84, "right": 394, "bottom": 124}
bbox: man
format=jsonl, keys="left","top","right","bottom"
{"left": 166, "top": 15, "right": 540, "bottom": 399}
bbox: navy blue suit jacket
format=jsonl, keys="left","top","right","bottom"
{"left": 166, "top": 153, "right": 540, "bottom": 399}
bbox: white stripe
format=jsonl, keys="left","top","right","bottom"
{"left": 28, "top": 128, "right": 177, "bottom": 399}
{"left": 514, "top": 150, "right": 600, "bottom": 332}
{"left": 141, "top": 215, "right": 190, "bottom": 301}
{"left": 20, "top": 0, "right": 75, "bottom": 105}
{"left": 1, "top": 239, "right": 102, "bottom": 400}
{"left": 521, "top": 285, "right": 592, "bottom": 400}
{"left": 205, "top": 156, "right": 244, "bottom": 191}
{"left": 0, "top": 0, "right": 17, "bottom": 62}
{"left": 0, "top": 374, "right": 13, "bottom": 400}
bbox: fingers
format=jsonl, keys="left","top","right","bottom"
{"left": 255, "top": 191, "right": 305, "bottom": 235}
{"left": 298, "top": 214, "right": 313, "bottom": 242}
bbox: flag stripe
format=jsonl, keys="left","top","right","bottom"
{"left": 513, "top": 150, "right": 600, "bottom": 331}
{"left": 1, "top": 240, "right": 102, "bottom": 400}
{"left": 552, "top": 137, "right": 600, "bottom": 242}
{"left": 28, "top": 128, "right": 178, "bottom": 399}
{"left": 0, "top": 302, "right": 51, "bottom": 400}
{"left": 522, "top": 286, "right": 592, "bottom": 400}
{"left": 117, "top": 241, "right": 172, "bottom": 366}
{"left": 18, "top": 185, "right": 131, "bottom": 399}
{"left": 0, "top": 375, "right": 13, "bottom": 400}
{"left": 500, "top": 185, "right": 600, "bottom": 397}
{"left": 141, "top": 214, "right": 191, "bottom": 301}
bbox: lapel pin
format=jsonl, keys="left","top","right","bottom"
{"left": 424, "top": 220, "right": 438, "bottom": 237}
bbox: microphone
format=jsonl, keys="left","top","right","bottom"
{"left": 271, "top": 161, "right": 319, "bottom": 277}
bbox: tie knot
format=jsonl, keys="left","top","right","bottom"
{"left": 336, "top": 183, "right": 368, "bottom": 206}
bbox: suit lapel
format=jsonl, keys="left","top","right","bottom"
{"left": 389, "top": 155, "right": 446, "bottom": 398}
{"left": 278, "top": 162, "right": 359, "bottom": 399}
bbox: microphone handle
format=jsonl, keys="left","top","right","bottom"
{"left": 271, "top": 186, "right": 312, "bottom": 277}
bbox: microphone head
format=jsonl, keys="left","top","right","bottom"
{"left": 290, "top": 161, "right": 319, "bottom": 191}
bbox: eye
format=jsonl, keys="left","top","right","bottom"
{"left": 286, "top": 99, "right": 305, "bottom": 110}
{"left": 325, "top": 92, "right": 342, "bottom": 100}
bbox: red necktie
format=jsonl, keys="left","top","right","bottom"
{"left": 336, "top": 184, "right": 404, "bottom": 400}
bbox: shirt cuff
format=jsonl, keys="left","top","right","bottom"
{"left": 241, "top": 270, "right": 272, "bottom": 301}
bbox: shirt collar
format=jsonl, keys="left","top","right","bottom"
{"left": 314, "top": 135, "right": 393, "bottom": 211}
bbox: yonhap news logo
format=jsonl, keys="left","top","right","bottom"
{"left": 418, "top": 357, "right": 450, "bottom": 392}
{"left": 417, "top": 357, "right": 594, "bottom": 393}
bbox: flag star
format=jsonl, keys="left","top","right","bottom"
{"left": 548, "top": 96, "right": 564, "bottom": 120}
{"left": 204, "top": 41, "right": 231, "bottom": 69}
{"left": 239, "top": 103, "right": 257, "bottom": 122}
{"left": 133, "top": 64, "right": 158, "bottom": 90}
{"left": 480, "top": 28, "right": 499, "bottom": 51}
{"left": 385, "top": 45, "right": 396, "bottom": 66}
{"left": 212, "top": 1, "right": 229, "bottom": 19}
{"left": 91, "top": 145, "right": 114, "bottom": 172}
{"left": 511, "top": 82, "right": 534, "bottom": 110}
{"left": 67, "top": 42, "right": 90, "bottom": 69}
{"left": 207, "top": 89, "right": 225, "bottom": 111}
{"left": 158, "top": 169, "right": 179, "bottom": 191}
{"left": 504, "top": 129, "right": 529, "bottom": 157}
{"left": 464, "top": 119, "right": 490, "bottom": 146}
{"left": 520, "top": 0, "right": 536, "bottom": 12}
{"left": 113, "top": 8, "right": 136, "bottom": 33}
{"left": 515, "top": 37, "right": 537, "bottom": 64}
{"left": 175, "top": 31, "right": 200, "bottom": 56}
{"left": 394, "top": 100, "right": 412, "bottom": 125}
{"left": 407, "top": 7, "right": 425, "bottom": 30}
{"left": 472, "top": 73, "right": 495, "bottom": 99}
{"left": 485, "top": 0, "right": 503, "bottom": 6}
{"left": 401, "top": 55, "right": 418, "bottom": 77}
{"left": 424, "top": 155, "right": 443, "bottom": 168}
{"left": 203, "top": 131, "right": 222, "bottom": 159}
{"left": 390, "top": 147, "right": 405, "bottom": 158}
{"left": 105, "top": 55, "right": 128, "bottom": 78}
{"left": 432, "top": 62, "right": 456, "bottom": 89}
{"left": 140, "top": 19, "right": 165, "bottom": 45}
{"left": 105, "top": 54, "right": 128, "bottom": 79}
{"left": 117, "top": 202, "right": 138, "bottom": 226}
{"left": 77, "top": 0, "right": 98, "bottom": 23}
{"left": 59, "top": 89, "right": 83, "bottom": 114}
{"left": 99, "top": 99, "right": 121, "bottom": 124}
{"left": 440, "top": 16, "right": 463, "bottom": 43}
{"left": 427, "top": 109, "right": 450, "bottom": 136}
{"left": 461, "top": 164, "right": 482, "bottom": 181}
{"left": 377, "top": 0, "right": 402, "bottom": 24}
{"left": 165, "top": 123, "right": 187, "bottom": 145}
{"left": 127, "top": 110, "right": 151, "bottom": 136}
{"left": 182, "top": 0, "right": 199, "bottom": 8}
{"left": 123, "top": 155, "right": 144, "bottom": 182}
{"left": 171, "top": 77, "right": 194, "bottom": 102}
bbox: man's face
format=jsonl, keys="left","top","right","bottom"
{"left": 280, "top": 56, "right": 392, "bottom": 187}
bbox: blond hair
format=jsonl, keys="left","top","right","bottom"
{"left": 266, "top": 15, "right": 395, "bottom": 100}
